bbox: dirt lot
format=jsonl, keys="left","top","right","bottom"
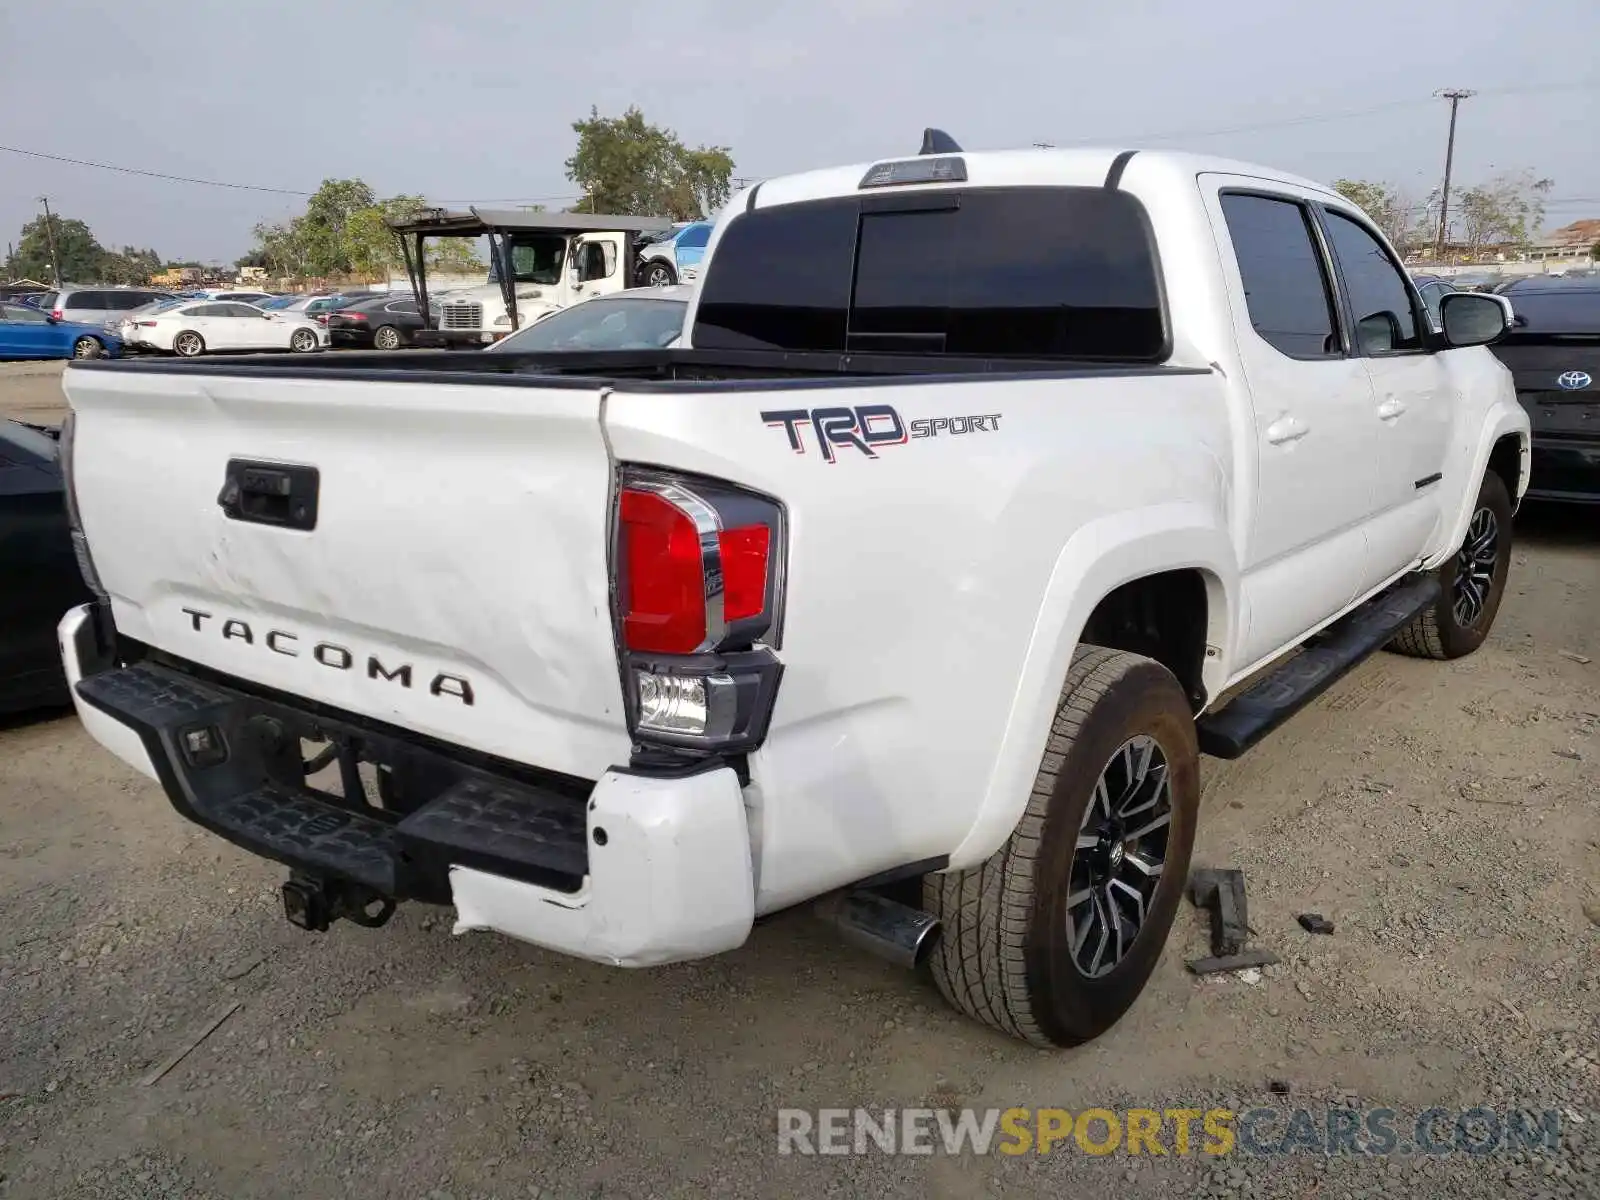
{"left": 3, "top": 365, "right": 1597, "bottom": 1199}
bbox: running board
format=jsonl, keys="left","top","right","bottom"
{"left": 1196, "top": 574, "right": 1440, "bottom": 759}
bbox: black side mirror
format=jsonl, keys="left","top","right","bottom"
{"left": 1439, "top": 292, "right": 1511, "bottom": 348}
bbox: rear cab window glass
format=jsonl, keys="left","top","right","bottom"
{"left": 694, "top": 187, "right": 1166, "bottom": 361}
{"left": 1219, "top": 193, "right": 1341, "bottom": 359}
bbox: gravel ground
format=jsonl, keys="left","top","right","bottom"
{"left": 3, "top": 366, "right": 1597, "bottom": 1198}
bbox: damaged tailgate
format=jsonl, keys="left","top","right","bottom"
{"left": 61, "top": 364, "right": 631, "bottom": 780}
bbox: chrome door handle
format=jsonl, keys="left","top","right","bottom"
{"left": 1266, "top": 416, "right": 1309, "bottom": 445}
{"left": 1377, "top": 397, "right": 1407, "bottom": 420}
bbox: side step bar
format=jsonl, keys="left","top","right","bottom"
{"left": 1196, "top": 574, "right": 1439, "bottom": 759}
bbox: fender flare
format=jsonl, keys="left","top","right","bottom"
{"left": 1422, "top": 406, "right": 1529, "bottom": 571}
{"left": 946, "top": 505, "right": 1238, "bottom": 870}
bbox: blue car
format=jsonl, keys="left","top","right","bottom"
{"left": 0, "top": 301, "right": 123, "bottom": 360}
{"left": 637, "top": 221, "right": 712, "bottom": 287}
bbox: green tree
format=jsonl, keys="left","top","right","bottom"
{"left": 1331, "top": 179, "right": 1413, "bottom": 251}
{"left": 1454, "top": 170, "right": 1554, "bottom": 257}
{"left": 564, "top": 106, "right": 734, "bottom": 220}
{"left": 11, "top": 213, "right": 105, "bottom": 283}
{"left": 250, "top": 184, "right": 483, "bottom": 281}
{"left": 99, "top": 245, "right": 162, "bottom": 285}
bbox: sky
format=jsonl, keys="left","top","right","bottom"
{"left": 2, "top": 0, "right": 1597, "bottom": 266}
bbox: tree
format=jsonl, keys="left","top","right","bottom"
{"left": 565, "top": 106, "right": 734, "bottom": 220}
{"left": 11, "top": 213, "right": 104, "bottom": 283}
{"left": 1453, "top": 170, "right": 1554, "bottom": 257}
{"left": 248, "top": 182, "right": 482, "bottom": 281}
{"left": 1331, "top": 179, "right": 1413, "bottom": 251}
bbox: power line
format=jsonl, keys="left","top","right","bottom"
{"left": 0, "top": 143, "right": 315, "bottom": 195}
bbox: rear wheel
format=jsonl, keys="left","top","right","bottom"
{"left": 289, "top": 328, "right": 318, "bottom": 353}
{"left": 72, "top": 336, "right": 102, "bottom": 359}
{"left": 1388, "top": 471, "right": 1514, "bottom": 660}
{"left": 372, "top": 325, "right": 402, "bottom": 351}
{"left": 924, "top": 646, "right": 1199, "bottom": 1047}
{"left": 173, "top": 331, "right": 205, "bottom": 357}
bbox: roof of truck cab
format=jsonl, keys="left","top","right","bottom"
{"left": 744, "top": 147, "right": 1338, "bottom": 210}
{"left": 388, "top": 206, "right": 674, "bottom": 236}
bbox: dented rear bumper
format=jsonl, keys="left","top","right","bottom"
{"left": 58, "top": 604, "right": 756, "bottom": 966}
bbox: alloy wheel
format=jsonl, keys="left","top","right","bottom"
{"left": 1065, "top": 734, "right": 1173, "bottom": 978}
{"left": 72, "top": 337, "right": 99, "bottom": 359}
{"left": 1452, "top": 506, "right": 1498, "bottom": 628}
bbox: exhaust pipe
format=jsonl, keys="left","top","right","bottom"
{"left": 814, "top": 889, "right": 941, "bottom": 969}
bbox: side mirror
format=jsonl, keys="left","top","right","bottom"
{"left": 1439, "top": 292, "right": 1511, "bottom": 348}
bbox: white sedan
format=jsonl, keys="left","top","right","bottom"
{"left": 121, "top": 299, "right": 327, "bottom": 357}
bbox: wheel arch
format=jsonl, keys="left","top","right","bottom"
{"left": 1423, "top": 408, "right": 1530, "bottom": 571}
{"left": 946, "top": 507, "right": 1238, "bottom": 870}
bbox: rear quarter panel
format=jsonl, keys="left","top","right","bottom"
{"left": 604, "top": 370, "right": 1237, "bottom": 909}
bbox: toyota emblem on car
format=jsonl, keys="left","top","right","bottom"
{"left": 1557, "top": 370, "right": 1592, "bottom": 391}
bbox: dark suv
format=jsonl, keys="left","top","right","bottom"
{"left": 1491, "top": 279, "right": 1600, "bottom": 503}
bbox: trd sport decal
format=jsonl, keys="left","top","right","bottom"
{"left": 761, "top": 405, "right": 1002, "bottom": 463}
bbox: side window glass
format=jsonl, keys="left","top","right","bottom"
{"left": 679, "top": 224, "right": 711, "bottom": 250}
{"left": 1322, "top": 210, "right": 1423, "bottom": 354}
{"left": 1219, "top": 193, "right": 1341, "bottom": 359}
{"left": 579, "top": 242, "right": 614, "bottom": 281}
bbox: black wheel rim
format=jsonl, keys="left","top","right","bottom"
{"left": 1453, "top": 505, "right": 1498, "bottom": 628}
{"left": 1066, "top": 735, "right": 1172, "bottom": 978}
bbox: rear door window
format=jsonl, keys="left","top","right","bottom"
{"left": 694, "top": 187, "right": 1166, "bottom": 361}
{"left": 1219, "top": 193, "right": 1341, "bottom": 359}
{"left": 63, "top": 292, "right": 108, "bottom": 310}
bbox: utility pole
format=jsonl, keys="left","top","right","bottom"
{"left": 1433, "top": 89, "right": 1475, "bottom": 263}
{"left": 37, "top": 196, "right": 63, "bottom": 287}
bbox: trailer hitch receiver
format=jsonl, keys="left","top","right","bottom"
{"left": 281, "top": 873, "right": 396, "bottom": 932}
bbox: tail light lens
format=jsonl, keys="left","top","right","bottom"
{"left": 51, "top": 309, "right": 63, "bottom": 319}
{"left": 613, "top": 468, "right": 785, "bottom": 756}
{"left": 341, "top": 311, "right": 368, "bottom": 321}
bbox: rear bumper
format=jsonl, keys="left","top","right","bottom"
{"left": 57, "top": 604, "right": 755, "bottom": 966}
{"left": 412, "top": 329, "right": 504, "bottom": 348}
{"left": 1526, "top": 435, "right": 1600, "bottom": 503}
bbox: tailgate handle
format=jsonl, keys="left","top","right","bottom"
{"left": 218, "top": 459, "right": 320, "bottom": 531}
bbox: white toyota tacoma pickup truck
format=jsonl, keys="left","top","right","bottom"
{"left": 56, "top": 134, "right": 1529, "bottom": 1047}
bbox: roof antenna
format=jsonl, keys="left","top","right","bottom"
{"left": 919, "top": 128, "right": 962, "bottom": 155}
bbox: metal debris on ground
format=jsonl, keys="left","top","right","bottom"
{"left": 1557, "top": 650, "right": 1591, "bottom": 664}
{"left": 138, "top": 1001, "right": 241, "bottom": 1087}
{"left": 1186, "top": 867, "right": 1280, "bottom": 975}
{"left": 1297, "top": 913, "right": 1336, "bottom": 935}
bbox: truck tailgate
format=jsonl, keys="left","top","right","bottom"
{"left": 62, "top": 366, "right": 631, "bottom": 780}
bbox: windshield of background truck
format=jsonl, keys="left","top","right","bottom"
{"left": 487, "top": 235, "right": 567, "bottom": 286}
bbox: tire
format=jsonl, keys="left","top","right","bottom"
{"left": 641, "top": 260, "right": 677, "bottom": 287}
{"left": 173, "top": 331, "right": 205, "bottom": 357}
{"left": 372, "top": 325, "right": 402, "bottom": 351}
{"left": 1388, "top": 471, "right": 1514, "bottom": 660}
{"left": 71, "top": 336, "right": 103, "bottom": 359}
{"left": 924, "top": 646, "right": 1200, "bottom": 1047}
{"left": 289, "top": 328, "right": 319, "bottom": 353}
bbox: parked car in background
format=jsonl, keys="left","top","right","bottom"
{"left": 47, "top": 287, "right": 174, "bottom": 328}
{"left": 0, "top": 419, "right": 92, "bottom": 713}
{"left": 0, "top": 302, "right": 122, "bottom": 359}
{"left": 16, "top": 291, "right": 56, "bottom": 311}
{"left": 122, "top": 300, "right": 326, "bottom": 356}
{"left": 204, "top": 290, "right": 275, "bottom": 306}
{"left": 325, "top": 294, "right": 438, "bottom": 349}
{"left": 484, "top": 285, "right": 691, "bottom": 352}
{"left": 259, "top": 294, "right": 349, "bottom": 320}
{"left": 1488, "top": 278, "right": 1600, "bottom": 504}
{"left": 312, "top": 293, "right": 377, "bottom": 326}
{"left": 1412, "top": 277, "right": 1458, "bottom": 331}
{"left": 637, "top": 222, "right": 712, "bottom": 286}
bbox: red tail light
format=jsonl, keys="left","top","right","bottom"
{"left": 136, "top": 320, "right": 157, "bottom": 327}
{"left": 613, "top": 469, "right": 785, "bottom": 756}
{"left": 340, "top": 311, "right": 368, "bottom": 321}
{"left": 617, "top": 477, "right": 780, "bottom": 654}
{"left": 51, "top": 309, "right": 63, "bottom": 320}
